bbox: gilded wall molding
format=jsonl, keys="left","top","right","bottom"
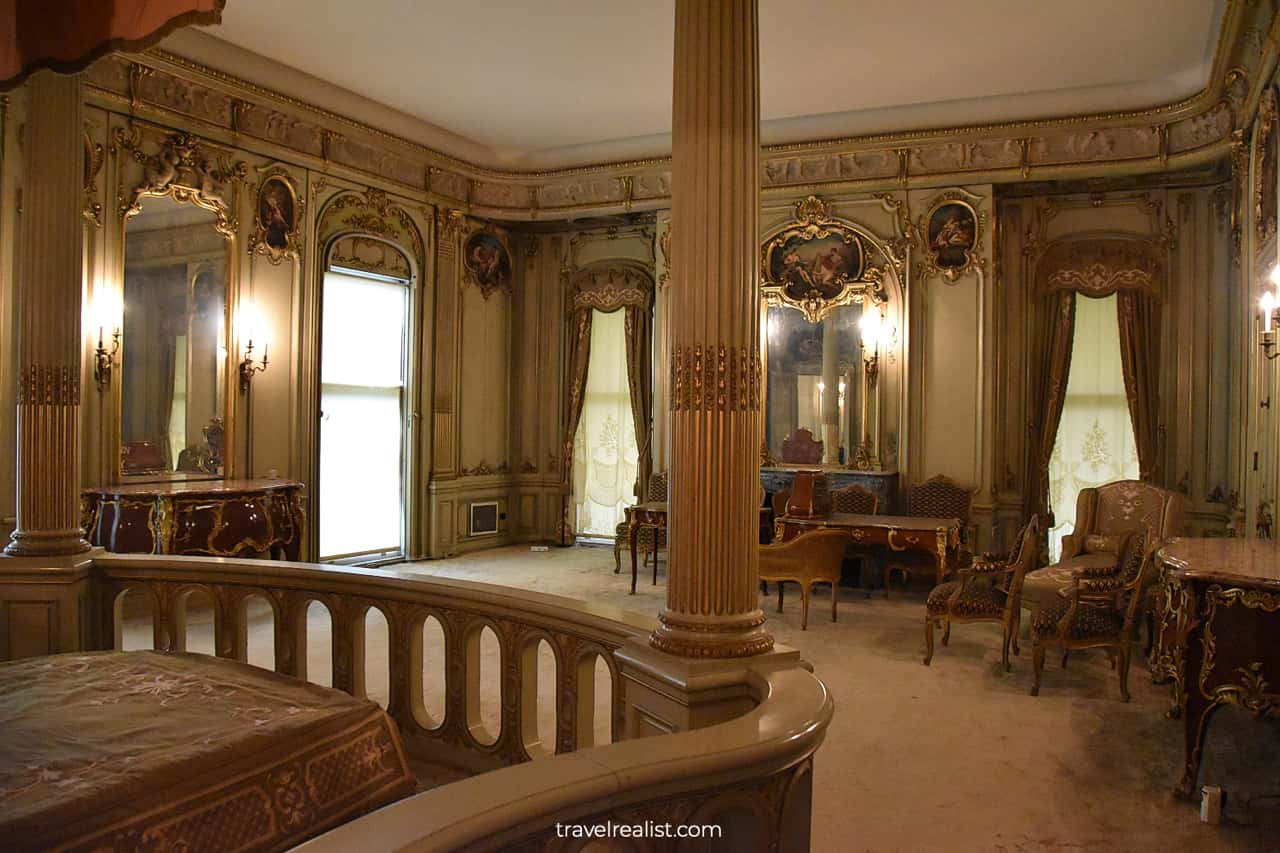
{"left": 329, "top": 234, "right": 412, "bottom": 280}
{"left": 113, "top": 127, "right": 246, "bottom": 236}
{"left": 73, "top": 3, "right": 1261, "bottom": 221}
{"left": 316, "top": 187, "right": 425, "bottom": 275}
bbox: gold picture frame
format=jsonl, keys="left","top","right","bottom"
{"left": 919, "top": 193, "right": 985, "bottom": 282}
{"left": 250, "top": 169, "right": 303, "bottom": 264}
{"left": 462, "top": 225, "right": 513, "bottom": 298}
{"left": 760, "top": 195, "right": 883, "bottom": 323}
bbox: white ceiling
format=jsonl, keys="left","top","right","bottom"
{"left": 168, "top": 0, "right": 1225, "bottom": 171}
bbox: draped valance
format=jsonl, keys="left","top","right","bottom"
{"left": 1037, "top": 238, "right": 1163, "bottom": 298}
{"left": 568, "top": 264, "right": 653, "bottom": 313}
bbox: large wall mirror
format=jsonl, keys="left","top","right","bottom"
{"left": 121, "top": 193, "right": 229, "bottom": 480}
{"left": 765, "top": 303, "right": 867, "bottom": 466}
{"left": 760, "top": 195, "right": 899, "bottom": 472}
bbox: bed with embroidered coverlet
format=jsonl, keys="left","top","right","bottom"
{"left": 0, "top": 650, "right": 415, "bottom": 852}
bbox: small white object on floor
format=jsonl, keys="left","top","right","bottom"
{"left": 1201, "top": 786, "right": 1224, "bottom": 824}
{"left": 530, "top": 545, "right": 550, "bottom": 552}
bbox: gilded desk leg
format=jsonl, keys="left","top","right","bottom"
{"left": 935, "top": 528, "right": 948, "bottom": 586}
{"left": 1176, "top": 695, "right": 1222, "bottom": 799}
{"left": 629, "top": 515, "right": 640, "bottom": 596}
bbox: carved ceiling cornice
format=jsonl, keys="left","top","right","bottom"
{"left": 74, "top": 0, "right": 1269, "bottom": 220}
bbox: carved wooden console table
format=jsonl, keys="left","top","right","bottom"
{"left": 1154, "top": 538, "right": 1280, "bottom": 799}
{"left": 82, "top": 479, "right": 305, "bottom": 560}
{"left": 774, "top": 512, "right": 961, "bottom": 585}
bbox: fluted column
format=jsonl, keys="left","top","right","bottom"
{"left": 5, "top": 72, "right": 89, "bottom": 556}
{"left": 652, "top": 0, "right": 771, "bottom": 658}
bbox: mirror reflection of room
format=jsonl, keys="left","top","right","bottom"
{"left": 765, "top": 303, "right": 863, "bottom": 466}
{"left": 121, "top": 193, "right": 227, "bottom": 479}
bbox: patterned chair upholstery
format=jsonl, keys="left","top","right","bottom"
{"left": 924, "top": 516, "right": 1039, "bottom": 671}
{"left": 831, "top": 484, "right": 878, "bottom": 515}
{"left": 758, "top": 528, "right": 850, "bottom": 629}
{"left": 1029, "top": 529, "right": 1155, "bottom": 701}
{"left": 884, "top": 475, "right": 974, "bottom": 594}
{"left": 613, "top": 471, "right": 669, "bottom": 573}
{"left": 1022, "top": 480, "right": 1186, "bottom": 613}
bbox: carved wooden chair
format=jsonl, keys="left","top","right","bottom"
{"left": 758, "top": 528, "right": 850, "bottom": 630}
{"left": 884, "top": 475, "right": 974, "bottom": 595}
{"left": 613, "top": 471, "right": 669, "bottom": 574}
{"left": 923, "top": 515, "right": 1039, "bottom": 671}
{"left": 1029, "top": 528, "right": 1154, "bottom": 701}
{"left": 831, "top": 484, "right": 878, "bottom": 515}
{"left": 780, "top": 428, "right": 824, "bottom": 464}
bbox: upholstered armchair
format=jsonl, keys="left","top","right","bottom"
{"left": 884, "top": 475, "right": 974, "bottom": 595}
{"left": 831, "top": 483, "right": 878, "bottom": 515}
{"left": 612, "top": 471, "right": 669, "bottom": 573}
{"left": 1029, "top": 529, "right": 1154, "bottom": 701}
{"left": 758, "top": 528, "right": 850, "bottom": 630}
{"left": 923, "top": 515, "right": 1039, "bottom": 671}
{"left": 1022, "top": 480, "right": 1185, "bottom": 613}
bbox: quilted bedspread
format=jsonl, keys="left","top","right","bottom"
{"left": 0, "top": 650, "right": 415, "bottom": 852}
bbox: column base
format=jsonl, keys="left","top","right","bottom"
{"left": 650, "top": 608, "right": 774, "bottom": 659}
{"left": 618, "top": 637, "right": 801, "bottom": 735}
{"left": 5, "top": 528, "right": 92, "bottom": 557}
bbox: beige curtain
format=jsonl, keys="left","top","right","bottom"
{"left": 1117, "top": 289, "right": 1161, "bottom": 481}
{"left": 624, "top": 303, "right": 653, "bottom": 499}
{"left": 1047, "top": 295, "right": 1140, "bottom": 559}
{"left": 561, "top": 308, "right": 594, "bottom": 491}
{"left": 1028, "top": 289, "right": 1077, "bottom": 528}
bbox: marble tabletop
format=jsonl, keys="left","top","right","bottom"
{"left": 1158, "top": 536, "right": 1280, "bottom": 590}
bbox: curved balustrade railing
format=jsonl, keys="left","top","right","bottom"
{"left": 87, "top": 553, "right": 833, "bottom": 851}
{"left": 95, "top": 554, "right": 650, "bottom": 770}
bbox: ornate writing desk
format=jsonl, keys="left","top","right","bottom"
{"left": 1155, "top": 538, "right": 1280, "bottom": 798}
{"left": 82, "top": 479, "right": 306, "bottom": 560}
{"left": 774, "top": 512, "right": 962, "bottom": 584}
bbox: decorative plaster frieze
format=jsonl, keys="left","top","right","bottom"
{"left": 70, "top": 1, "right": 1264, "bottom": 221}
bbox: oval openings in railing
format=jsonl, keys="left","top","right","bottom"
{"left": 243, "top": 593, "right": 276, "bottom": 671}
{"left": 306, "top": 600, "right": 334, "bottom": 688}
{"left": 363, "top": 606, "right": 391, "bottom": 709}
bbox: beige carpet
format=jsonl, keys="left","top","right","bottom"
{"left": 125, "top": 544, "right": 1280, "bottom": 852}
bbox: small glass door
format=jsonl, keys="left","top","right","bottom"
{"left": 318, "top": 267, "right": 410, "bottom": 561}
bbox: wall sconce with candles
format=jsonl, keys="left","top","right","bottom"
{"left": 237, "top": 301, "right": 270, "bottom": 393}
{"left": 1262, "top": 265, "right": 1280, "bottom": 360}
{"left": 858, "top": 305, "right": 894, "bottom": 385}
{"left": 92, "top": 291, "right": 122, "bottom": 391}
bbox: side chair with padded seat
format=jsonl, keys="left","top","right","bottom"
{"left": 923, "top": 515, "right": 1039, "bottom": 671}
{"left": 1029, "top": 528, "right": 1154, "bottom": 702}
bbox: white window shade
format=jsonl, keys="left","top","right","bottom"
{"left": 319, "top": 270, "right": 409, "bottom": 560}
